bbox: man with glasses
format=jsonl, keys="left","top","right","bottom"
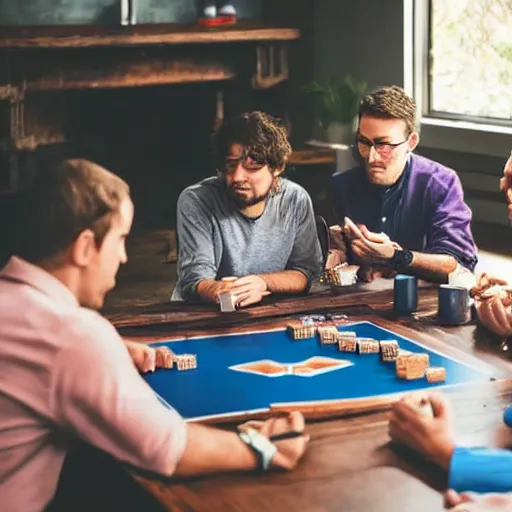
{"left": 172, "top": 111, "right": 322, "bottom": 307}
{"left": 331, "top": 85, "right": 477, "bottom": 282}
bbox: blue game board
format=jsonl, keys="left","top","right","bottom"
{"left": 143, "top": 321, "right": 491, "bottom": 420}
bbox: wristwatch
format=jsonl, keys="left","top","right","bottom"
{"left": 238, "top": 428, "right": 277, "bottom": 472}
{"left": 389, "top": 248, "right": 414, "bottom": 272}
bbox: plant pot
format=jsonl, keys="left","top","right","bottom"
{"left": 326, "top": 122, "right": 353, "bottom": 145}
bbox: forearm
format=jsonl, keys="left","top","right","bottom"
{"left": 196, "top": 279, "right": 223, "bottom": 304}
{"left": 174, "top": 423, "right": 258, "bottom": 476}
{"left": 258, "top": 270, "right": 309, "bottom": 294}
{"left": 450, "top": 447, "right": 512, "bottom": 493}
{"left": 408, "top": 252, "right": 458, "bottom": 282}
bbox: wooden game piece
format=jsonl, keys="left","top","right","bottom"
{"left": 287, "top": 322, "right": 316, "bottom": 340}
{"left": 357, "top": 338, "right": 380, "bottom": 354}
{"left": 425, "top": 366, "right": 446, "bottom": 383}
{"left": 337, "top": 331, "right": 357, "bottom": 339}
{"left": 174, "top": 354, "right": 197, "bottom": 371}
{"left": 402, "top": 392, "right": 434, "bottom": 417}
{"left": 338, "top": 337, "right": 357, "bottom": 352}
{"left": 396, "top": 353, "right": 429, "bottom": 379}
{"left": 380, "top": 340, "right": 400, "bottom": 361}
{"left": 218, "top": 290, "right": 236, "bottom": 312}
{"left": 322, "top": 264, "right": 358, "bottom": 287}
{"left": 317, "top": 325, "right": 339, "bottom": 344}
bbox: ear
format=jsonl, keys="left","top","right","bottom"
{"left": 408, "top": 132, "right": 420, "bottom": 152}
{"left": 70, "top": 229, "right": 98, "bottom": 267}
{"left": 272, "top": 166, "right": 284, "bottom": 178}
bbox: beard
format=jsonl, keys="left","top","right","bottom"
{"left": 228, "top": 184, "right": 272, "bottom": 208}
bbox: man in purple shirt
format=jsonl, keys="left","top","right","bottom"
{"left": 331, "top": 85, "right": 477, "bottom": 282}
{"left": 0, "top": 159, "right": 308, "bottom": 512}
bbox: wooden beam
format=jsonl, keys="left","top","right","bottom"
{"left": 26, "top": 60, "right": 235, "bottom": 90}
{"left": 0, "top": 23, "right": 300, "bottom": 49}
{"left": 288, "top": 149, "right": 336, "bottom": 166}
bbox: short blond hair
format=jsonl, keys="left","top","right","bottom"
{"left": 14, "top": 159, "right": 130, "bottom": 263}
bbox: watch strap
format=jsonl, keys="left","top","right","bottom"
{"left": 238, "top": 428, "right": 277, "bottom": 472}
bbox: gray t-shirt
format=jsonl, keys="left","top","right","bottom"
{"left": 171, "top": 176, "right": 322, "bottom": 301}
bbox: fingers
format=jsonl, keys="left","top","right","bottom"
{"left": 344, "top": 216, "right": 365, "bottom": 240}
{"left": 444, "top": 489, "right": 463, "bottom": 508}
{"left": 476, "top": 297, "right": 512, "bottom": 337}
{"left": 155, "top": 346, "right": 175, "bottom": 369}
{"left": 236, "top": 292, "right": 264, "bottom": 308}
{"left": 142, "top": 346, "right": 156, "bottom": 373}
{"left": 444, "top": 490, "right": 477, "bottom": 508}
{"left": 427, "top": 392, "right": 451, "bottom": 419}
{"left": 238, "top": 420, "right": 265, "bottom": 433}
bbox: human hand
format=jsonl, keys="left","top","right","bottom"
{"left": 344, "top": 218, "right": 397, "bottom": 264}
{"left": 238, "top": 411, "right": 310, "bottom": 470}
{"left": 230, "top": 275, "right": 270, "bottom": 308}
{"left": 445, "top": 490, "right": 512, "bottom": 511}
{"left": 124, "top": 340, "right": 175, "bottom": 373}
{"left": 325, "top": 224, "right": 348, "bottom": 269}
{"left": 475, "top": 290, "right": 512, "bottom": 337}
{"left": 499, "top": 151, "right": 512, "bottom": 220}
{"left": 388, "top": 392, "right": 456, "bottom": 470}
{"left": 470, "top": 272, "right": 509, "bottom": 299}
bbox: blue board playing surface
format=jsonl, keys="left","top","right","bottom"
{"left": 143, "top": 321, "right": 491, "bottom": 421}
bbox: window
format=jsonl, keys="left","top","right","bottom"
{"left": 407, "top": 0, "right": 512, "bottom": 156}
{"left": 428, "top": 0, "right": 512, "bottom": 124}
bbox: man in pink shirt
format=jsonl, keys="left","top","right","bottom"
{"left": 0, "top": 159, "right": 309, "bottom": 512}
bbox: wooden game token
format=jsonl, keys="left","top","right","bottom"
{"left": 396, "top": 353, "right": 429, "bottom": 379}
{"left": 287, "top": 322, "right": 316, "bottom": 340}
{"left": 218, "top": 290, "right": 236, "bottom": 312}
{"left": 221, "top": 276, "right": 238, "bottom": 287}
{"left": 338, "top": 337, "right": 357, "bottom": 352}
{"left": 317, "top": 325, "right": 339, "bottom": 344}
{"left": 357, "top": 338, "right": 380, "bottom": 354}
{"left": 425, "top": 366, "right": 446, "bottom": 383}
{"left": 380, "top": 340, "right": 400, "bottom": 361}
{"left": 174, "top": 354, "right": 197, "bottom": 371}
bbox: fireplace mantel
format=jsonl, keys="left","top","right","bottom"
{"left": 0, "top": 22, "right": 299, "bottom": 159}
{"left": 0, "top": 23, "right": 300, "bottom": 49}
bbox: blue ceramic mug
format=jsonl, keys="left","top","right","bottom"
{"left": 394, "top": 274, "right": 418, "bottom": 315}
{"left": 438, "top": 284, "right": 470, "bottom": 325}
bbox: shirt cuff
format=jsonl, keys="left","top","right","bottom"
{"left": 449, "top": 446, "right": 512, "bottom": 493}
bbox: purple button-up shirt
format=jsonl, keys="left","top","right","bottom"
{"left": 331, "top": 153, "right": 478, "bottom": 271}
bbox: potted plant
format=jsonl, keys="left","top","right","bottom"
{"left": 304, "top": 74, "right": 367, "bottom": 144}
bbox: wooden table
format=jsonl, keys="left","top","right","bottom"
{"left": 105, "top": 283, "right": 512, "bottom": 512}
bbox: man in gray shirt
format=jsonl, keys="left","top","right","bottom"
{"left": 172, "top": 111, "right": 322, "bottom": 307}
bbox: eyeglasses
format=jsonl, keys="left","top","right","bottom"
{"left": 222, "top": 156, "right": 267, "bottom": 174}
{"left": 356, "top": 136, "right": 410, "bottom": 158}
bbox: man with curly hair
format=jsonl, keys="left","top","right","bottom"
{"left": 331, "top": 85, "right": 477, "bottom": 282}
{"left": 172, "top": 111, "right": 322, "bottom": 307}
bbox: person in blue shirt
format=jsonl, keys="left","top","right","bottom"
{"left": 389, "top": 152, "right": 512, "bottom": 511}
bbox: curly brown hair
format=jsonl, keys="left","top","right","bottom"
{"left": 13, "top": 159, "right": 130, "bottom": 264}
{"left": 212, "top": 111, "right": 292, "bottom": 171}
{"left": 358, "top": 85, "right": 417, "bottom": 136}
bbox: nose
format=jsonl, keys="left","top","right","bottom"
{"left": 230, "top": 162, "right": 248, "bottom": 183}
{"left": 120, "top": 244, "right": 128, "bottom": 264}
{"left": 367, "top": 145, "right": 381, "bottom": 163}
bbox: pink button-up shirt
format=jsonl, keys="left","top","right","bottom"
{"left": 0, "top": 257, "right": 187, "bottom": 512}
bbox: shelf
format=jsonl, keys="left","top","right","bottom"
{"left": 0, "top": 23, "right": 300, "bottom": 49}
{"left": 26, "top": 60, "right": 235, "bottom": 91}
{"left": 288, "top": 149, "right": 336, "bottom": 166}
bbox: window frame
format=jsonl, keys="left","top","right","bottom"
{"left": 404, "top": 0, "right": 512, "bottom": 157}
